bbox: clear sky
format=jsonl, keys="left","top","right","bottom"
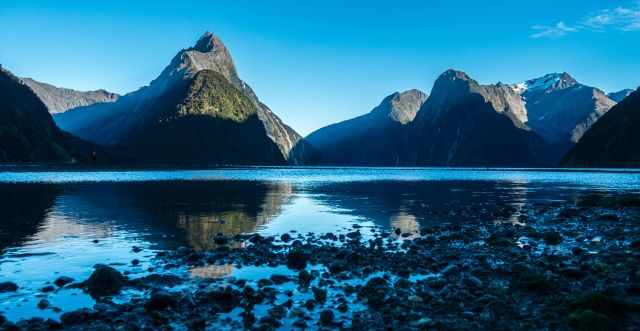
{"left": 1, "top": 0, "right": 639, "bottom": 135}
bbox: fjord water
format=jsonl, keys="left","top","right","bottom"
{"left": 0, "top": 167, "right": 639, "bottom": 321}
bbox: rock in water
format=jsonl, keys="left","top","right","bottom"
{"left": 144, "top": 290, "right": 178, "bottom": 311}
{"left": 0, "top": 281, "right": 18, "bottom": 293}
{"left": 54, "top": 276, "right": 74, "bottom": 287}
{"left": 84, "top": 265, "right": 126, "bottom": 297}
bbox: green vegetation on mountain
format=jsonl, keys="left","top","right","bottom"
{"left": 173, "top": 70, "right": 257, "bottom": 122}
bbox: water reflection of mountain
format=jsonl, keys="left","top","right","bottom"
{"left": 305, "top": 180, "right": 531, "bottom": 229}
{"left": 51, "top": 181, "right": 294, "bottom": 250}
{"left": 0, "top": 184, "right": 59, "bottom": 249}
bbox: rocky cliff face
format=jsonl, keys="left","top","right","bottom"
{"left": 608, "top": 89, "right": 634, "bottom": 102}
{"left": 562, "top": 88, "right": 640, "bottom": 167}
{"left": 0, "top": 67, "right": 100, "bottom": 163}
{"left": 407, "top": 69, "right": 551, "bottom": 166}
{"left": 306, "top": 89, "right": 427, "bottom": 165}
{"left": 21, "top": 78, "right": 119, "bottom": 114}
{"left": 514, "top": 73, "right": 616, "bottom": 148}
{"left": 54, "top": 32, "right": 305, "bottom": 165}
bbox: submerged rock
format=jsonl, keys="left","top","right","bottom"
{"left": 54, "top": 276, "right": 74, "bottom": 287}
{"left": 0, "top": 282, "right": 18, "bottom": 293}
{"left": 320, "top": 309, "right": 334, "bottom": 325}
{"left": 145, "top": 290, "right": 178, "bottom": 311}
{"left": 286, "top": 248, "right": 308, "bottom": 270}
{"left": 84, "top": 265, "right": 126, "bottom": 297}
{"left": 37, "top": 299, "right": 50, "bottom": 310}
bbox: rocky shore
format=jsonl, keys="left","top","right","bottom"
{"left": 2, "top": 194, "right": 640, "bottom": 330}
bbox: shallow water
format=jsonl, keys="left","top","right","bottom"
{"left": 0, "top": 167, "right": 639, "bottom": 322}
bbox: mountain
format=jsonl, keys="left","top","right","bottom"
{"left": 513, "top": 73, "right": 616, "bottom": 149}
{"left": 305, "top": 89, "right": 427, "bottom": 165}
{"left": 21, "top": 78, "right": 119, "bottom": 114}
{"left": 54, "top": 32, "right": 307, "bottom": 165}
{"left": 407, "top": 69, "right": 552, "bottom": 166}
{"left": 607, "top": 89, "right": 634, "bottom": 103}
{"left": 0, "top": 66, "right": 100, "bottom": 163}
{"left": 562, "top": 88, "right": 640, "bottom": 167}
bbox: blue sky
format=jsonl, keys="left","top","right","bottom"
{"left": 1, "top": 0, "right": 639, "bottom": 135}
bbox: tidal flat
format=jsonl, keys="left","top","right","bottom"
{"left": 0, "top": 167, "right": 639, "bottom": 330}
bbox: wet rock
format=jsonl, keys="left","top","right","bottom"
{"left": 328, "top": 259, "right": 347, "bottom": 274}
{"left": 568, "top": 310, "right": 615, "bottom": 331}
{"left": 304, "top": 299, "right": 316, "bottom": 311}
{"left": 257, "top": 278, "right": 274, "bottom": 288}
{"left": 268, "top": 305, "right": 288, "bottom": 319}
{"left": 312, "top": 287, "right": 327, "bottom": 303}
{"left": 319, "top": 309, "right": 334, "bottom": 326}
{"left": 214, "top": 235, "right": 228, "bottom": 245}
{"left": 569, "top": 293, "right": 638, "bottom": 320}
{"left": 298, "top": 270, "right": 314, "bottom": 287}
{"left": 242, "top": 285, "right": 264, "bottom": 305}
{"left": 270, "top": 274, "right": 290, "bottom": 285}
{"left": 200, "top": 287, "right": 240, "bottom": 312}
{"left": 60, "top": 308, "right": 93, "bottom": 325}
{"left": 37, "top": 299, "right": 50, "bottom": 310}
{"left": 292, "top": 319, "right": 308, "bottom": 328}
{"left": 145, "top": 290, "right": 178, "bottom": 311}
{"left": 242, "top": 310, "right": 256, "bottom": 328}
{"left": 84, "top": 265, "right": 126, "bottom": 297}
{"left": 0, "top": 281, "right": 18, "bottom": 293}
{"left": 486, "top": 232, "right": 513, "bottom": 247}
{"left": 561, "top": 267, "right": 585, "bottom": 279}
{"left": 286, "top": 248, "right": 308, "bottom": 270}
{"left": 280, "top": 233, "right": 292, "bottom": 242}
{"left": 514, "top": 271, "right": 554, "bottom": 293}
{"left": 54, "top": 276, "right": 74, "bottom": 287}
{"left": 543, "top": 231, "right": 563, "bottom": 245}
{"left": 359, "top": 277, "right": 390, "bottom": 308}
{"left": 352, "top": 310, "right": 385, "bottom": 330}
{"left": 40, "top": 285, "right": 55, "bottom": 293}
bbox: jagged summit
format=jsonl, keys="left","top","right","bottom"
{"left": 191, "top": 31, "right": 225, "bottom": 53}
{"left": 608, "top": 89, "right": 634, "bottom": 102}
{"left": 438, "top": 69, "right": 473, "bottom": 82}
{"left": 514, "top": 72, "right": 578, "bottom": 94}
{"left": 370, "top": 89, "right": 428, "bottom": 124}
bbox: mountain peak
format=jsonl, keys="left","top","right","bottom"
{"left": 192, "top": 31, "right": 226, "bottom": 53}
{"left": 439, "top": 69, "right": 472, "bottom": 82}
{"left": 516, "top": 72, "right": 578, "bottom": 94}
{"left": 372, "top": 89, "right": 428, "bottom": 124}
{"left": 608, "top": 89, "right": 634, "bottom": 102}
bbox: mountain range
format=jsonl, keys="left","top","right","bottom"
{"left": 0, "top": 32, "right": 636, "bottom": 167}
{"left": 563, "top": 88, "right": 640, "bottom": 167}
{"left": 53, "top": 32, "right": 309, "bottom": 165}
{"left": 306, "top": 69, "right": 626, "bottom": 166}
{"left": 0, "top": 67, "right": 104, "bottom": 163}
{"left": 21, "top": 78, "right": 119, "bottom": 114}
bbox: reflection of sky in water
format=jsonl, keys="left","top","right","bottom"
{"left": 0, "top": 168, "right": 639, "bottom": 322}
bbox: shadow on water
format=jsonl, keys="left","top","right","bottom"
{"left": 0, "top": 184, "right": 60, "bottom": 249}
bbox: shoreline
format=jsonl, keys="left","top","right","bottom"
{"left": 2, "top": 195, "right": 640, "bottom": 330}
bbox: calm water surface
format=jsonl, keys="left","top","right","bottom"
{"left": 1, "top": 167, "right": 639, "bottom": 321}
